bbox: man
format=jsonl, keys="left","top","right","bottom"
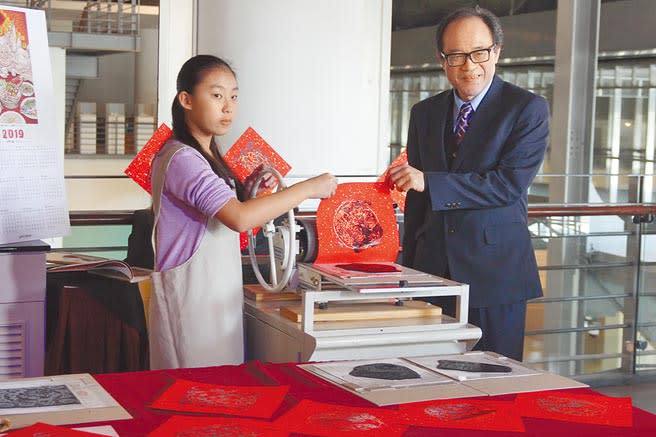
{"left": 389, "top": 6, "right": 549, "bottom": 361}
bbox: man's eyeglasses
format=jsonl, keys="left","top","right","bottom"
{"left": 441, "top": 44, "right": 496, "bottom": 67}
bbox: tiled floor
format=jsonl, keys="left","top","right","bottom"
{"left": 596, "top": 382, "right": 656, "bottom": 413}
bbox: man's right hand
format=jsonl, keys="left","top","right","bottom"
{"left": 389, "top": 164, "right": 425, "bottom": 192}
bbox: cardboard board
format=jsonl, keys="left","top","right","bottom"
{"left": 280, "top": 300, "right": 442, "bottom": 323}
{"left": 301, "top": 363, "right": 485, "bottom": 406}
{"left": 243, "top": 284, "right": 301, "bottom": 302}
{"left": 0, "top": 374, "right": 131, "bottom": 430}
{"left": 299, "top": 353, "right": 588, "bottom": 407}
{"left": 461, "top": 371, "right": 588, "bottom": 396}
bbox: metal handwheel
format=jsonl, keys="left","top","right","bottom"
{"left": 247, "top": 166, "right": 296, "bottom": 292}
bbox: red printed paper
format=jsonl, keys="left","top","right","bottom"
{"left": 7, "top": 422, "right": 100, "bottom": 436}
{"left": 273, "top": 399, "right": 407, "bottom": 436}
{"left": 148, "top": 415, "right": 289, "bottom": 437}
{"left": 398, "top": 399, "right": 525, "bottom": 432}
{"left": 514, "top": 390, "right": 633, "bottom": 427}
{"left": 240, "top": 227, "right": 261, "bottom": 251}
{"left": 314, "top": 182, "right": 399, "bottom": 264}
{"left": 378, "top": 150, "right": 408, "bottom": 212}
{"left": 124, "top": 123, "right": 173, "bottom": 193}
{"left": 223, "top": 127, "right": 291, "bottom": 184}
{"left": 150, "top": 379, "right": 290, "bottom": 419}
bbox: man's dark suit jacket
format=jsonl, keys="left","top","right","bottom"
{"left": 402, "top": 75, "right": 549, "bottom": 308}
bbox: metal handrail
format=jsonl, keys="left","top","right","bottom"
{"left": 68, "top": 204, "right": 656, "bottom": 226}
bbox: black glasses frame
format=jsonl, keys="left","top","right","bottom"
{"left": 441, "top": 44, "right": 497, "bottom": 67}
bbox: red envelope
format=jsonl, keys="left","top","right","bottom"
{"left": 124, "top": 123, "right": 173, "bottom": 194}
{"left": 223, "top": 127, "right": 291, "bottom": 184}
{"left": 273, "top": 399, "right": 407, "bottom": 436}
{"left": 315, "top": 182, "right": 399, "bottom": 264}
{"left": 148, "top": 415, "right": 289, "bottom": 437}
{"left": 7, "top": 422, "right": 100, "bottom": 436}
{"left": 377, "top": 150, "right": 408, "bottom": 212}
{"left": 514, "top": 390, "right": 633, "bottom": 427}
{"left": 398, "top": 398, "right": 525, "bottom": 432}
{"left": 149, "top": 379, "right": 290, "bottom": 419}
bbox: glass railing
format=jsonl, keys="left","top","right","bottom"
{"left": 56, "top": 174, "right": 656, "bottom": 383}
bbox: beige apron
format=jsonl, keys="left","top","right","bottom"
{"left": 149, "top": 142, "right": 244, "bottom": 369}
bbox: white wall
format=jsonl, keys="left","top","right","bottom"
{"left": 196, "top": 0, "right": 392, "bottom": 177}
{"left": 77, "top": 52, "right": 136, "bottom": 116}
{"left": 49, "top": 47, "right": 66, "bottom": 146}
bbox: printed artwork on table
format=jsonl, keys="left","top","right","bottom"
{"left": 124, "top": 123, "right": 173, "bottom": 194}
{"left": 407, "top": 352, "right": 541, "bottom": 381}
{"left": 223, "top": 127, "right": 291, "bottom": 190}
{"left": 150, "top": 379, "right": 290, "bottom": 419}
{"left": 398, "top": 399, "right": 525, "bottom": 432}
{"left": 272, "top": 400, "right": 407, "bottom": 436}
{"left": 0, "top": 384, "right": 80, "bottom": 408}
{"left": 304, "top": 358, "right": 452, "bottom": 392}
{"left": 0, "top": 9, "right": 38, "bottom": 124}
{"left": 349, "top": 363, "right": 420, "bottom": 381}
{"left": 514, "top": 390, "right": 633, "bottom": 427}
{"left": 3, "top": 422, "right": 99, "bottom": 436}
{"left": 377, "top": 150, "right": 407, "bottom": 212}
{"left": 314, "top": 182, "right": 399, "bottom": 264}
{"left": 148, "top": 415, "right": 289, "bottom": 437}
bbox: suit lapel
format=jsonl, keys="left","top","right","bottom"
{"left": 422, "top": 92, "right": 451, "bottom": 171}
{"left": 451, "top": 76, "right": 504, "bottom": 170}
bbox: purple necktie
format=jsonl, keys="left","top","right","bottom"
{"left": 455, "top": 102, "right": 473, "bottom": 145}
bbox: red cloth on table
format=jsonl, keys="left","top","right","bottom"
{"left": 148, "top": 415, "right": 289, "bottom": 437}
{"left": 42, "top": 361, "right": 656, "bottom": 437}
{"left": 7, "top": 422, "right": 100, "bottom": 436}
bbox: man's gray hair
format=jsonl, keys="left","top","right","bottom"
{"left": 435, "top": 5, "right": 504, "bottom": 53}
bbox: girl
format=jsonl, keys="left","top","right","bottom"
{"left": 149, "top": 55, "right": 337, "bottom": 369}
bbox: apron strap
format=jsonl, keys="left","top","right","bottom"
{"left": 151, "top": 141, "right": 187, "bottom": 271}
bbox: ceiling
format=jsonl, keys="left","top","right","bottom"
{"left": 391, "top": 0, "right": 622, "bottom": 31}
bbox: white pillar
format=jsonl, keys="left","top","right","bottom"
{"left": 195, "top": 0, "right": 392, "bottom": 177}
{"left": 49, "top": 47, "right": 66, "bottom": 149}
{"left": 157, "top": 0, "right": 194, "bottom": 126}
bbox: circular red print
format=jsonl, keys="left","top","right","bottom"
{"left": 333, "top": 200, "right": 384, "bottom": 251}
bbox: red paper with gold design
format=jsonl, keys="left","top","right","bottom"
{"left": 124, "top": 123, "right": 173, "bottom": 194}
{"left": 314, "top": 182, "right": 399, "bottom": 264}
{"left": 7, "top": 422, "right": 100, "bottom": 436}
{"left": 272, "top": 399, "right": 407, "bottom": 436}
{"left": 149, "top": 379, "right": 290, "bottom": 419}
{"left": 148, "top": 415, "right": 289, "bottom": 437}
{"left": 377, "top": 150, "right": 408, "bottom": 212}
{"left": 514, "top": 390, "right": 633, "bottom": 427}
{"left": 397, "top": 398, "right": 525, "bottom": 432}
{"left": 223, "top": 127, "right": 291, "bottom": 184}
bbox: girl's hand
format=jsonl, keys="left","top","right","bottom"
{"left": 306, "top": 173, "right": 338, "bottom": 199}
{"left": 244, "top": 164, "right": 277, "bottom": 196}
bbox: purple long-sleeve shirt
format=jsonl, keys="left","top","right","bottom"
{"left": 152, "top": 140, "right": 236, "bottom": 271}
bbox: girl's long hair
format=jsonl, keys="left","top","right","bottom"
{"left": 171, "top": 55, "right": 246, "bottom": 200}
